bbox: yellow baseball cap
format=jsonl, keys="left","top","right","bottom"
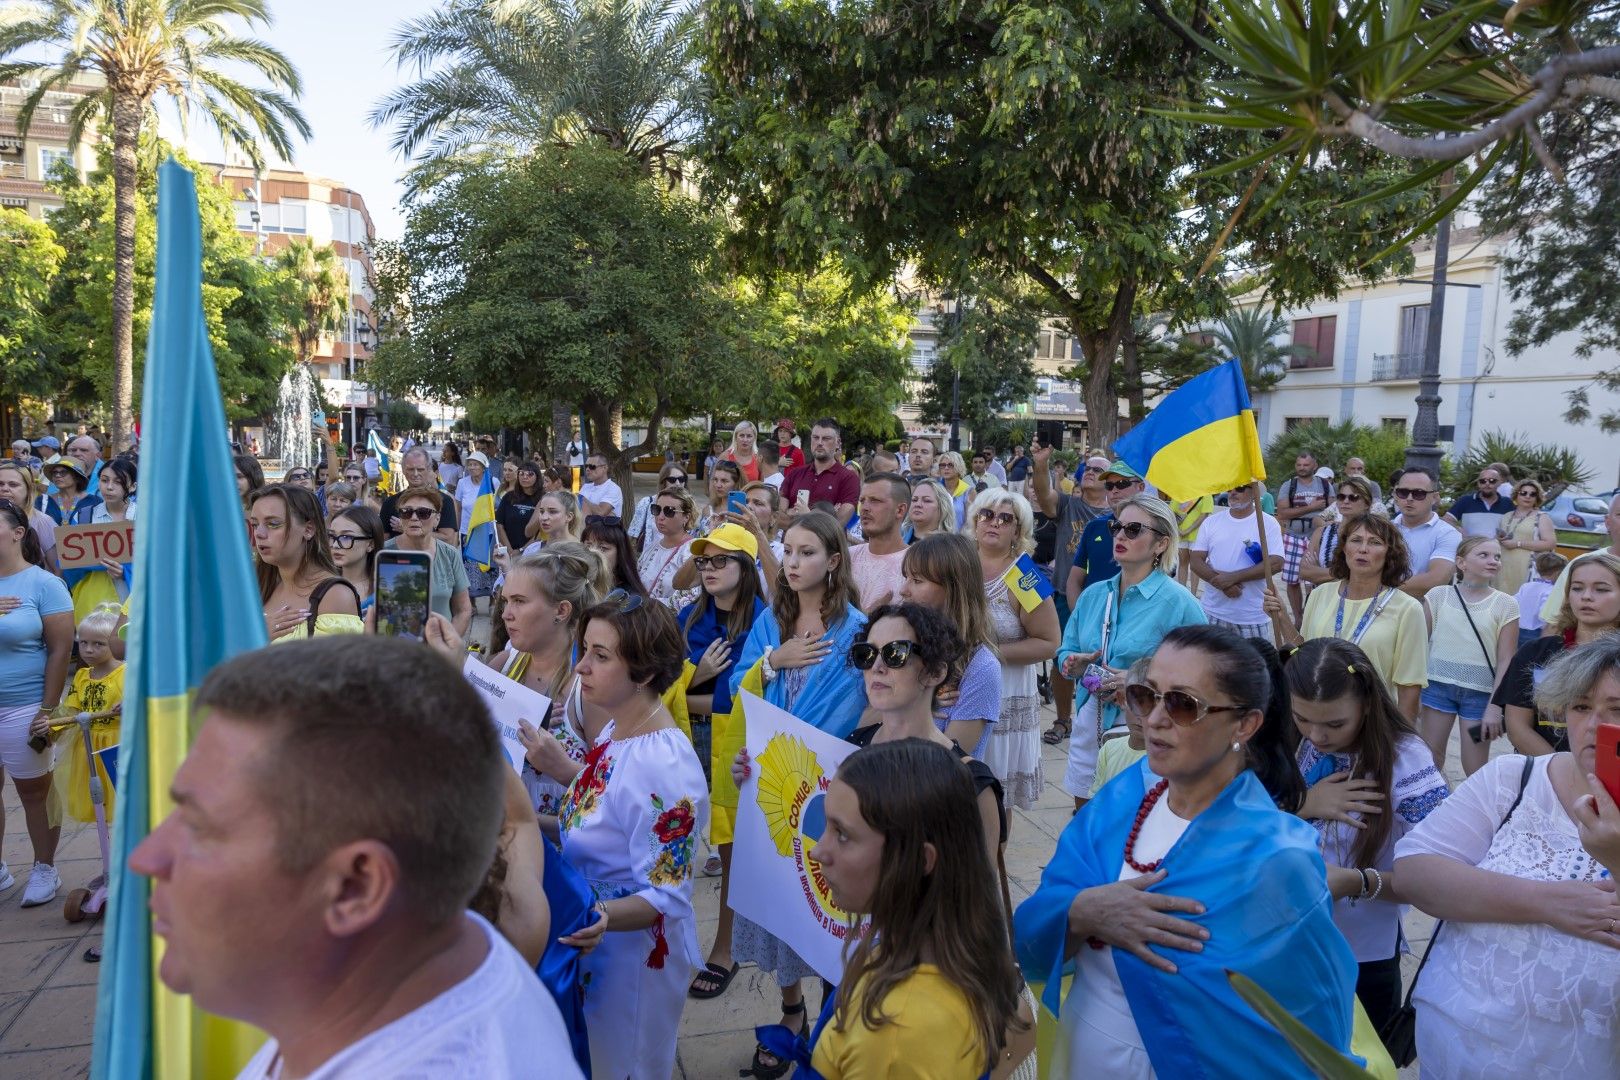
{"left": 689, "top": 523, "right": 759, "bottom": 561}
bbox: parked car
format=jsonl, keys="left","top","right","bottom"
{"left": 1545, "top": 490, "right": 1615, "bottom": 536}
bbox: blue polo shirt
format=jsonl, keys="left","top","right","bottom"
{"left": 1072, "top": 512, "right": 1120, "bottom": 585}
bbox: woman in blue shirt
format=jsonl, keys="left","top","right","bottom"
{"left": 678, "top": 523, "right": 767, "bottom": 1001}
{"left": 1058, "top": 495, "right": 1206, "bottom": 808}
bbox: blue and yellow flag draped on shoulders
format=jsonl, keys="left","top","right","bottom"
{"left": 463, "top": 467, "right": 498, "bottom": 570}
{"left": 1111, "top": 359, "right": 1267, "bottom": 501}
{"left": 92, "top": 160, "right": 271, "bottom": 1080}
{"left": 367, "top": 428, "right": 404, "bottom": 494}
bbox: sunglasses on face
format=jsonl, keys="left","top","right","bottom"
{"left": 1517, "top": 489, "right": 1537, "bottom": 498}
{"left": 652, "top": 504, "right": 684, "bottom": 518}
{"left": 1103, "top": 479, "right": 1136, "bottom": 491}
{"left": 330, "top": 533, "right": 369, "bottom": 550}
{"left": 1107, "top": 519, "right": 1165, "bottom": 540}
{"left": 975, "top": 508, "right": 1016, "bottom": 527}
{"left": 1393, "top": 487, "right": 1434, "bottom": 500}
{"left": 664, "top": 475, "right": 687, "bottom": 485}
{"left": 344, "top": 473, "right": 364, "bottom": 482}
{"left": 1477, "top": 478, "right": 1498, "bottom": 485}
{"left": 1336, "top": 492, "right": 1364, "bottom": 503}
{"left": 692, "top": 554, "right": 738, "bottom": 571}
{"left": 1123, "top": 682, "right": 1249, "bottom": 726}
{"left": 849, "top": 640, "right": 915, "bottom": 670}
{"left": 399, "top": 507, "right": 437, "bottom": 521}
{"left": 285, "top": 471, "right": 310, "bottom": 482}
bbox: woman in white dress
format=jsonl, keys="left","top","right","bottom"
{"left": 636, "top": 484, "right": 697, "bottom": 610}
{"left": 970, "top": 489, "right": 1060, "bottom": 811}
{"left": 538, "top": 590, "right": 708, "bottom": 1080}
{"left": 1394, "top": 635, "right": 1620, "bottom": 1079}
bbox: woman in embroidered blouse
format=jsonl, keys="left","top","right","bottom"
{"left": 1286, "top": 638, "right": 1450, "bottom": 1036}
{"left": 540, "top": 591, "right": 707, "bottom": 1080}
{"left": 636, "top": 485, "right": 697, "bottom": 609}
{"left": 1301, "top": 476, "right": 1377, "bottom": 586}
{"left": 1394, "top": 636, "right": 1620, "bottom": 1079}
{"left": 1057, "top": 494, "right": 1205, "bottom": 808}
{"left": 1268, "top": 513, "right": 1428, "bottom": 721}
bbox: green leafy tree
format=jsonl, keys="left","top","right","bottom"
{"left": 367, "top": 145, "right": 743, "bottom": 484}
{"left": 385, "top": 399, "right": 431, "bottom": 435}
{"left": 699, "top": 0, "right": 1430, "bottom": 448}
{"left": 0, "top": 0, "right": 309, "bottom": 452}
{"left": 0, "top": 209, "right": 64, "bottom": 416}
{"left": 273, "top": 239, "right": 347, "bottom": 367}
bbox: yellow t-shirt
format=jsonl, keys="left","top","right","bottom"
{"left": 1300, "top": 584, "right": 1429, "bottom": 691}
{"left": 1090, "top": 737, "right": 1147, "bottom": 797}
{"left": 1177, "top": 495, "right": 1215, "bottom": 542}
{"left": 810, "top": 964, "right": 988, "bottom": 1079}
{"left": 58, "top": 664, "right": 125, "bottom": 822}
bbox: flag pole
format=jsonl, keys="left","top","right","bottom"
{"left": 1252, "top": 478, "right": 1274, "bottom": 594}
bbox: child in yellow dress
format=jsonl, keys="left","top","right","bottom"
{"left": 55, "top": 603, "right": 124, "bottom": 824}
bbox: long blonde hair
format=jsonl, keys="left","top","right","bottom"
{"left": 539, "top": 490, "right": 584, "bottom": 541}
{"left": 1556, "top": 552, "right": 1620, "bottom": 633}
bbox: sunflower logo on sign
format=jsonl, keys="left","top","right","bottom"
{"left": 753, "top": 733, "right": 848, "bottom": 925}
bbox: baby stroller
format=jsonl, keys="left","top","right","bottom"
{"left": 50, "top": 708, "right": 120, "bottom": 957}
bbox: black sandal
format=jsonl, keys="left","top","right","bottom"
{"left": 689, "top": 960, "right": 739, "bottom": 999}
{"left": 1042, "top": 719, "right": 1071, "bottom": 745}
{"left": 740, "top": 999, "right": 807, "bottom": 1078}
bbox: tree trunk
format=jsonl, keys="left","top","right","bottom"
{"left": 109, "top": 93, "right": 142, "bottom": 454}
{"left": 584, "top": 394, "right": 667, "bottom": 499}
{"left": 549, "top": 400, "right": 572, "bottom": 464}
{"left": 1121, "top": 320, "right": 1146, "bottom": 425}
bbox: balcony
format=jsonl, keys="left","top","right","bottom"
{"left": 1371, "top": 352, "right": 1424, "bottom": 381}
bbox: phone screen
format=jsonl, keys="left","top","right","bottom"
{"left": 374, "top": 552, "right": 433, "bottom": 640}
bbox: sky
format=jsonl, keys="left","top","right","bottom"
{"left": 164, "top": 0, "right": 442, "bottom": 240}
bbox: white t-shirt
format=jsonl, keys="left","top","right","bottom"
{"left": 1064, "top": 789, "right": 1189, "bottom": 1079}
{"left": 848, "top": 543, "right": 907, "bottom": 611}
{"left": 763, "top": 472, "right": 785, "bottom": 492}
{"left": 236, "top": 913, "right": 582, "bottom": 1080}
{"left": 1395, "top": 513, "right": 1460, "bottom": 581}
{"left": 1191, "top": 509, "right": 1283, "bottom": 625}
{"left": 577, "top": 479, "right": 623, "bottom": 517}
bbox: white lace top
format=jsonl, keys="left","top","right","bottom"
{"left": 1393, "top": 755, "right": 1619, "bottom": 1079}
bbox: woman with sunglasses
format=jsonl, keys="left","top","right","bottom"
{"left": 680, "top": 524, "right": 767, "bottom": 1001}
{"left": 1494, "top": 478, "right": 1556, "bottom": 595}
{"left": 0, "top": 498, "right": 73, "bottom": 907}
{"left": 969, "top": 489, "right": 1061, "bottom": 813}
{"left": 497, "top": 461, "right": 545, "bottom": 552}
{"left": 898, "top": 533, "right": 1002, "bottom": 757}
{"left": 636, "top": 485, "right": 697, "bottom": 609}
{"left": 380, "top": 485, "right": 472, "bottom": 637}
{"left": 0, "top": 464, "right": 58, "bottom": 573}
{"left": 1017, "top": 624, "right": 1366, "bottom": 1078}
{"left": 1056, "top": 494, "right": 1201, "bottom": 809}
{"left": 548, "top": 592, "right": 707, "bottom": 1080}
{"left": 251, "top": 484, "right": 363, "bottom": 641}
{"left": 329, "top": 506, "right": 385, "bottom": 616}
{"left": 1301, "top": 476, "right": 1378, "bottom": 586}
{"left": 629, "top": 463, "right": 690, "bottom": 552}
{"left": 720, "top": 509, "right": 868, "bottom": 1078}
{"left": 1268, "top": 514, "right": 1428, "bottom": 722}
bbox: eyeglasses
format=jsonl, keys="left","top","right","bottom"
{"left": 343, "top": 473, "right": 364, "bottom": 483}
{"left": 330, "top": 533, "right": 370, "bottom": 550}
{"left": 692, "top": 554, "right": 738, "bottom": 571}
{"left": 399, "top": 507, "right": 437, "bottom": 521}
{"left": 1103, "top": 479, "right": 1137, "bottom": 491}
{"left": 1336, "top": 492, "right": 1364, "bottom": 503}
{"left": 586, "top": 515, "right": 621, "bottom": 527}
{"left": 605, "top": 588, "right": 644, "bottom": 613}
{"left": 975, "top": 508, "right": 1016, "bottom": 527}
{"left": 664, "top": 475, "right": 687, "bottom": 485}
{"left": 1123, "top": 682, "right": 1249, "bottom": 726}
{"left": 1516, "top": 489, "right": 1538, "bottom": 498}
{"left": 284, "top": 471, "right": 310, "bottom": 482}
{"left": 1392, "top": 487, "right": 1434, "bottom": 500}
{"left": 1477, "top": 478, "right": 1498, "bottom": 485}
{"left": 651, "top": 504, "right": 685, "bottom": 518}
{"left": 849, "top": 640, "right": 915, "bottom": 670}
{"left": 1107, "top": 519, "right": 1166, "bottom": 540}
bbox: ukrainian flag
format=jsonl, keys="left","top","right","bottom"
{"left": 1111, "top": 359, "right": 1267, "bottom": 501}
{"left": 464, "top": 466, "right": 498, "bottom": 570}
{"left": 92, "top": 161, "right": 270, "bottom": 1079}
{"left": 1001, "top": 552, "right": 1054, "bottom": 613}
{"left": 367, "top": 428, "right": 403, "bottom": 494}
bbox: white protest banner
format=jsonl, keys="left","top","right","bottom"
{"left": 728, "top": 691, "right": 864, "bottom": 984}
{"left": 462, "top": 655, "right": 552, "bottom": 775}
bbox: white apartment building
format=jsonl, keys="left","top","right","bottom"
{"left": 1246, "top": 220, "right": 1620, "bottom": 489}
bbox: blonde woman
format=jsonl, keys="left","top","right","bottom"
{"left": 938, "top": 451, "right": 973, "bottom": 527}
{"left": 904, "top": 477, "right": 957, "bottom": 544}
{"left": 969, "top": 488, "right": 1060, "bottom": 811}
{"left": 723, "top": 420, "right": 762, "bottom": 484}
{"left": 1495, "top": 478, "right": 1557, "bottom": 594}
{"left": 523, "top": 489, "right": 583, "bottom": 551}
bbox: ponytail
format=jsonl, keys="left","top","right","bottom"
{"left": 0, "top": 500, "right": 45, "bottom": 568}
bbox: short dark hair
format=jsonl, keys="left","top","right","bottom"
{"left": 397, "top": 484, "right": 444, "bottom": 513}
{"left": 1396, "top": 465, "right": 1438, "bottom": 488}
{"left": 759, "top": 441, "right": 781, "bottom": 466}
{"left": 195, "top": 638, "right": 505, "bottom": 924}
{"left": 578, "top": 595, "right": 688, "bottom": 693}
{"left": 860, "top": 602, "right": 965, "bottom": 686}
{"left": 811, "top": 417, "right": 842, "bottom": 440}
{"left": 862, "top": 471, "right": 912, "bottom": 506}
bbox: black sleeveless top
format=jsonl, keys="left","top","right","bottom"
{"left": 845, "top": 724, "right": 1009, "bottom": 845}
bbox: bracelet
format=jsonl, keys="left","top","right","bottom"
{"left": 1350, "top": 867, "right": 1371, "bottom": 905}
{"left": 761, "top": 646, "right": 777, "bottom": 684}
{"left": 1365, "top": 867, "right": 1384, "bottom": 902}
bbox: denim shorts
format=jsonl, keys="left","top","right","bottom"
{"left": 1420, "top": 679, "right": 1493, "bottom": 723}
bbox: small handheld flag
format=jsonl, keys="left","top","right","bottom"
{"left": 1111, "top": 359, "right": 1267, "bottom": 502}
{"left": 1002, "top": 553, "right": 1055, "bottom": 613}
{"left": 464, "top": 467, "right": 499, "bottom": 570}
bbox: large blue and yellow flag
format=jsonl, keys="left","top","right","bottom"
{"left": 367, "top": 428, "right": 403, "bottom": 494}
{"left": 1111, "top": 359, "right": 1267, "bottom": 501}
{"left": 463, "top": 466, "right": 498, "bottom": 570}
{"left": 92, "top": 160, "right": 270, "bottom": 1080}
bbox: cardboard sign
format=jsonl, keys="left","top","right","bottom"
{"left": 57, "top": 520, "right": 136, "bottom": 570}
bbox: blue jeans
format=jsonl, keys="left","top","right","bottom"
{"left": 1518, "top": 625, "right": 1544, "bottom": 650}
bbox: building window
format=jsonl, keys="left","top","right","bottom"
{"left": 1290, "top": 316, "right": 1336, "bottom": 368}
{"left": 1381, "top": 417, "right": 1408, "bottom": 435}
{"left": 1284, "top": 416, "right": 1329, "bottom": 431}
{"left": 39, "top": 145, "right": 74, "bottom": 177}
{"left": 280, "top": 201, "right": 307, "bottom": 234}
{"left": 1398, "top": 303, "right": 1429, "bottom": 357}
{"left": 1035, "top": 329, "right": 1072, "bottom": 361}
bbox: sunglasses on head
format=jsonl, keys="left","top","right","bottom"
{"left": 1103, "top": 478, "right": 1136, "bottom": 491}
{"left": 652, "top": 504, "right": 684, "bottom": 518}
{"left": 1393, "top": 486, "right": 1433, "bottom": 500}
{"left": 586, "top": 515, "right": 621, "bottom": 527}
{"left": 1107, "top": 519, "right": 1164, "bottom": 540}
{"left": 692, "top": 554, "right": 738, "bottom": 571}
{"left": 849, "top": 640, "right": 915, "bottom": 670}
{"left": 1123, "top": 682, "right": 1248, "bottom": 726}
{"left": 975, "top": 508, "right": 1016, "bottom": 527}
{"left": 399, "top": 507, "right": 437, "bottom": 521}
{"left": 605, "top": 587, "right": 644, "bottom": 613}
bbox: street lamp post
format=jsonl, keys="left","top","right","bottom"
{"left": 1406, "top": 213, "right": 1451, "bottom": 477}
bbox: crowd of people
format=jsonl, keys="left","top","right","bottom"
{"left": 2, "top": 421, "right": 1618, "bottom": 1079}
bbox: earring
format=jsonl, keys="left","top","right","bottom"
{"left": 1231, "top": 741, "right": 1242, "bottom": 752}
{"left": 1152, "top": 551, "right": 1164, "bottom": 570}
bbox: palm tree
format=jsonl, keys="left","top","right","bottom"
{"left": 274, "top": 238, "right": 346, "bottom": 367}
{"left": 370, "top": 0, "right": 703, "bottom": 183}
{"left": 1209, "top": 305, "right": 1312, "bottom": 395}
{"left": 0, "top": 0, "right": 309, "bottom": 452}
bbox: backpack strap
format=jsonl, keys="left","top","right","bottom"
{"left": 306, "top": 577, "right": 362, "bottom": 636}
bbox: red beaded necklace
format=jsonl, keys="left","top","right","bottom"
{"left": 1123, "top": 779, "right": 1172, "bottom": 873}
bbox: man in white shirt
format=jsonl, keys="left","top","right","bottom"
{"left": 759, "top": 441, "right": 785, "bottom": 491}
{"left": 129, "top": 637, "right": 582, "bottom": 1080}
{"left": 1392, "top": 466, "right": 1460, "bottom": 597}
{"left": 577, "top": 452, "right": 624, "bottom": 517}
{"left": 1189, "top": 485, "right": 1285, "bottom": 639}
{"left": 848, "top": 473, "right": 911, "bottom": 609}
